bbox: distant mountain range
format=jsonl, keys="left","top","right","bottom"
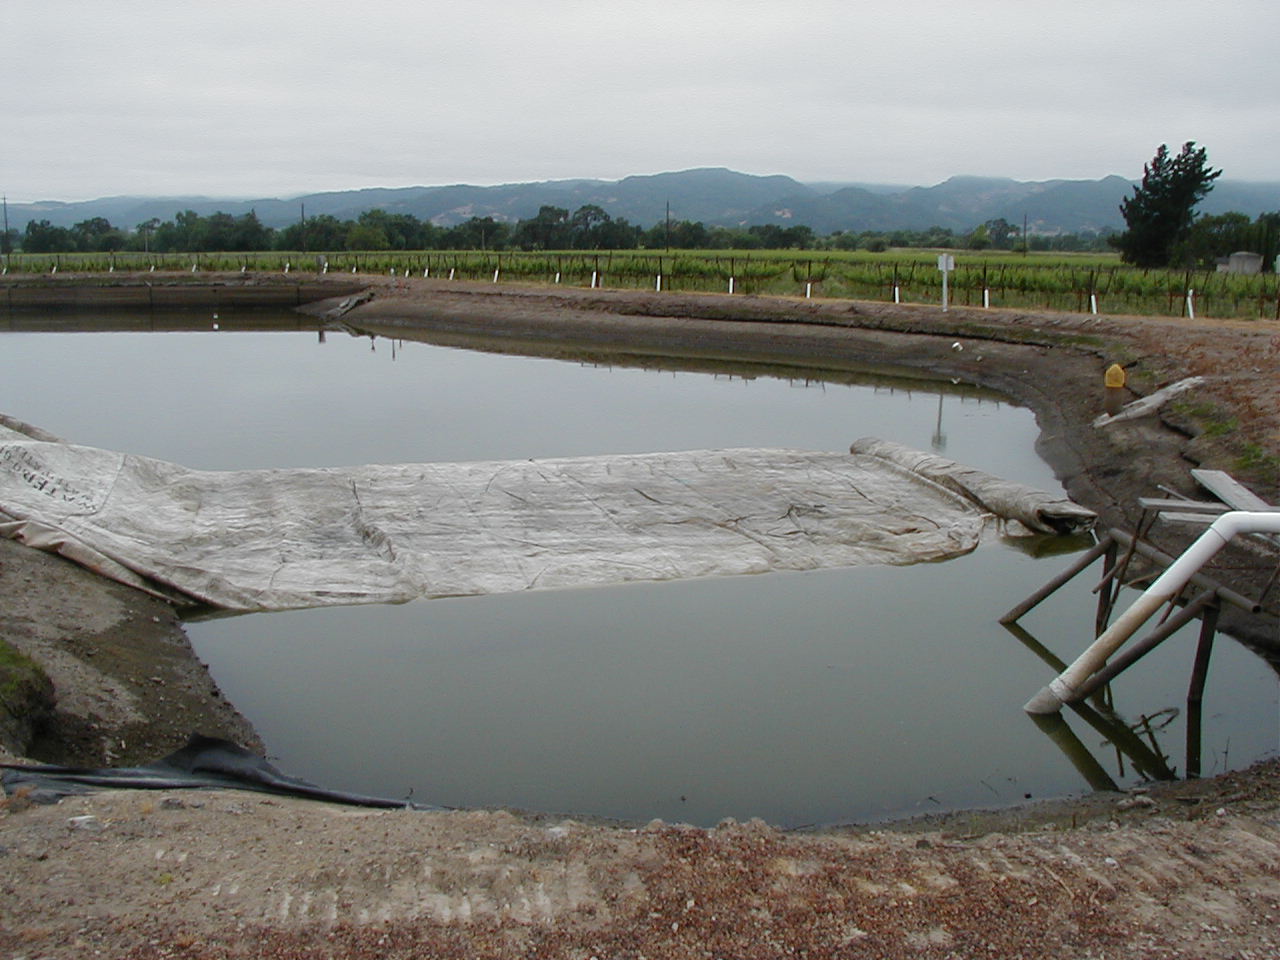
{"left": 8, "top": 168, "right": 1280, "bottom": 237}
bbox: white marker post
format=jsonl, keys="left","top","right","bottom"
{"left": 448, "top": 267, "right": 456, "bottom": 280}
{"left": 982, "top": 287, "right": 990, "bottom": 309}
{"left": 728, "top": 276, "right": 735, "bottom": 294}
{"left": 893, "top": 285, "right": 900, "bottom": 304}
{"left": 591, "top": 270, "right": 598, "bottom": 289}
{"left": 655, "top": 274, "right": 662, "bottom": 292}
{"left": 1089, "top": 293, "right": 1098, "bottom": 315}
{"left": 1186, "top": 288, "right": 1196, "bottom": 320}
{"left": 937, "top": 254, "right": 955, "bottom": 312}
{"left": 805, "top": 281, "right": 812, "bottom": 299}
{"left": 492, "top": 267, "right": 500, "bottom": 283}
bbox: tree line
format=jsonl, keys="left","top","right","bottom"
{"left": 4, "top": 205, "right": 1115, "bottom": 257}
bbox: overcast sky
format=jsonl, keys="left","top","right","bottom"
{"left": 5, "top": 0, "right": 1277, "bottom": 202}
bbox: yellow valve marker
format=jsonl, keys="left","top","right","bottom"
{"left": 1105, "top": 364, "right": 1126, "bottom": 388}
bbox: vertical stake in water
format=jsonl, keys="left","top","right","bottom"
{"left": 937, "top": 253, "right": 955, "bottom": 312}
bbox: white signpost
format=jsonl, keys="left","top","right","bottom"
{"left": 937, "top": 254, "right": 955, "bottom": 312}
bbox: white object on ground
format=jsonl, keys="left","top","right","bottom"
{"left": 0, "top": 419, "right": 1092, "bottom": 613}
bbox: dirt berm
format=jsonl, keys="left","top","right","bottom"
{"left": 1, "top": 274, "right": 1277, "bottom": 958}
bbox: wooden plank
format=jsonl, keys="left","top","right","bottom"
{"left": 1137, "top": 497, "right": 1228, "bottom": 514}
{"left": 1160, "top": 512, "right": 1222, "bottom": 525}
{"left": 1191, "top": 469, "right": 1275, "bottom": 511}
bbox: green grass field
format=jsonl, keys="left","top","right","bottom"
{"left": 5, "top": 248, "right": 1278, "bottom": 320}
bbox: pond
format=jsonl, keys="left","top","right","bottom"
{"left": 2, "top": 310, "right": 1275, "bottom": 827}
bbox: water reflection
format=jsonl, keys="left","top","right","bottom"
{"left": 1010, "top": 617, "right": 1178, "bottom": 784}
{"left": 4, "top": 315, "right": 1276, "bottom": 825}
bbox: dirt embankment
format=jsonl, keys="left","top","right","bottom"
{"left": 2, "top": 275, "right": 1278, "bottom": 958}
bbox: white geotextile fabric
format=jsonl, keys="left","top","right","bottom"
{"left": 849, "top": 438, "right": 1097, "bottom": 536}
{"left": 0, "top": 419, "right": 1088, "bottom": 612}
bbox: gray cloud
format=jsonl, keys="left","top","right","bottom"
{"left": 5, "top": 0, "right": 1277, "bottom": 201}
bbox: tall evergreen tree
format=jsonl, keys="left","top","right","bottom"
{"left": 1112, "top": 142, "right": 1221, "bottom": 268}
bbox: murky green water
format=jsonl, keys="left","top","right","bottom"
{"left": 2, "top": 312, "right": 1275, "bottom": 825}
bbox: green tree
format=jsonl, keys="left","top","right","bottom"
{"left": 22, "top": 219, "right": 75, "bottom": 253}
{"left": 70, "top": 217, "right": 125, "bottom": 252}
{"left": 641, "top": 219, "right": 709, "bottom": 249}
{"left": 982, "top": 218, "right": 1017, "bottom": 249}
{"left": 1173, "top": 211, "right": 1253, "bottom": 267}
{"left": 345, "top": 221, "right": 390, "bottom": 250}
{"left": 513, "top": 205, "right": 570, "bottom": 249}
{"left": 1112, "top": 142, "right": 1221, "bottom": 268}
{"left": 277, "top": 214, "right": 348, "bottom": 251}
{"left": 132, "top": 218, "right": 162, "bottom": 253}
{"left": 442, "top": 217, "right": 509, "bottom": 250}
{"left": 965, "top": 223, "right": 992, "bottom": 250}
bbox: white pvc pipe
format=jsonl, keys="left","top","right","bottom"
{"left": 1025, "top": 511, "right": 1280, "bottom": 714}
